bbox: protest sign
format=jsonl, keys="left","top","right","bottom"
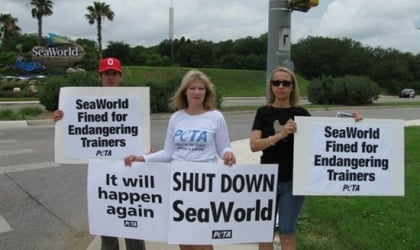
{"left": 88, "top": 159, "right": 170, "bottom": 242}
{"left": 54, "top": 87, "right": 150, "bottom": 163}
{"left": 167, "top": 162, "right": 277, "bottom": 245}
{"left": 87, "top": 160, "right": 278, "bottom": 245}
{"left": 293, "top": 117, "right": 404, "bottom": 196}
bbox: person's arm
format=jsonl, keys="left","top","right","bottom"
{"left": 351, "top": 111, "right": 364, "bottom": 122}
{"left": 124, "top": 114, "right": 177, "bottom": 167}
{"left": 336, "top": 111, "right": 364, "bottom": 122}
{"left": 124, "top": 154, "right": 145, "bottom": 166}
{"left": 214, "top": 112, "right": 236, "bottom": 166}
{"left": 250, "top": 119, "right": 296, "bottom": 152}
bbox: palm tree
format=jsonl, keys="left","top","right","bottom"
{"left": 29, "top": 0, "right": 54, "bottom": 45}
{"left": 0, "top": 13, "right": 21, "bottom": 50}
{"left": 85, "top": 1, "right": 115, "bottom": 59}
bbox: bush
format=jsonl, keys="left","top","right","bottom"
{"left": 144, "top": 77, "right": 223, "bottom": 113}
{"left": 39, "top": 72, "right": 224, "bottom": 113}
{"left": 19, "top": 106, "right": 43, "bottom": 116}
{"left": 308, "top": 75, "right": 380, "bottom": 105}
{"left": 39, "top": 71, "right": 179, "bottom": 113}
{"left": 144, "top": 77, "right": 180, "bottom": 113}
{"left": 0, "top": 109, "right": 20, "bottom": 120}
{"left": 0, "top": 79, "right": 41, "bottom": 98}
{"left": 39, "top": 72, "right": 100, "bottom": 111}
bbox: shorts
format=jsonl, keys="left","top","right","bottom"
{"left": 275, "top": 181, "right": 305, "bottom": 234}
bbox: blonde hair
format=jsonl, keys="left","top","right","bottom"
{"left": 169, "top": 69, "right": 216, "bottom": 111}
{"left": 267, "top": 66, "right": 301, "bottom": 107}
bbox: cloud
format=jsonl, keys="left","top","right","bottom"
{"left": 295, "top": 0, "right": 420, "bottom": 52}
{"left": 1, "top": 0, "right": 419, "bottom": 53}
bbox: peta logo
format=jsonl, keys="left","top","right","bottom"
{"left": 174, "top": 129, "right": 208, "bottom": 142}
{"left": 124, "top": 220, "right": 138, "bottom": 228}
{"left": 96, "top": 150, "right": 112, "bottom": 156}
{"left": 212, "top": 230, "right": 232, "bottom": 239}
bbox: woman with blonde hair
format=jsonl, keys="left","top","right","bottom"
{"left": 125, "top": 69, "right": 236, "bottom": 250}
{"left": 250, "top": 66, "right": 309, "bottom": 250}
{"left": 250, "top": 66, "right": 362, "bottom": 250}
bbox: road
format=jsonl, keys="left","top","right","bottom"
{"left": 0, "top": 105, "right": 419, "bottom": 250}
{"left": 221, "top": 95, "right": 418, "bottom": 107}
{"left": 1, "top": 95, "right": 417, "bottom": 111}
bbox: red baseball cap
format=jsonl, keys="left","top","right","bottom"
{"left": 98, "top": 57, "right": 122, "bottom": 73}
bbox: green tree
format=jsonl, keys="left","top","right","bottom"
{"left": 174, "top": 39, "right": 214, "bottom": 68}
{"left": 75, "top": 38, "right": 99, "bottom": 70}
{"left": 16, "top": 33, "right": 38, "bottom": 52}
{"left": 0, "top": 13, "right": 21, "bottom": 51}
{"left": 85, "top": 1, "right": 115, "bottom": 60}
{"left": 103, "top": 41, "right": 131, "bottom": 64}
{"left": 29, "top": 0, "right": 54, "bottom": 45}
{"left": 369, "top": 48, "right": 413, "bottom": 94}
{"left": 292, "top": 36, "right": 372, "bottom": 78}
{"left": 157, "top": 39, "right": 174, "bottom": 63}
{"left": 233, "top": 35, "right": 266, "bottom": 56}
{"left": 128, "top": 45, "right": 148, "bottom": 65}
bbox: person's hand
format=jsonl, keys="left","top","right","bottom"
{"left": 53, "top": 110, "right": 64, "bottom": 122}
{"left": 223, "top": 151, "right": 236, "bottom": 166}
{"left": 124, "top": 155, "right": 144, "bottom": 167}
{"left": 351, "top": 111, "right": 364, "bottom": 122}
{"left": 282, "top": 118, "right": 297, "bottom": 137}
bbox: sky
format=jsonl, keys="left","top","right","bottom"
{"left": 2, "top": 0, "right": 420, "bottom": 54}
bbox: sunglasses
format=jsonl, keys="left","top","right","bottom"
{"left": 271, "top": 80, "right": 293, "bottom": 87}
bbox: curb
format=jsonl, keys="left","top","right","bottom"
{"left": 26, "top": 119, "right": 55, "bottom": 126}
{"left": 1, "top": 119, "right": 420, "bottom": 129}
{"left": 0, "top": 119, "right": 55, "bottom": 128}
{"left": 0, "top": 120, "right": 29, "bottom": 128}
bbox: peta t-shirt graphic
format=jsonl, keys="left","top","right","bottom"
{"left": 144, "top": 109, "right": 233, "bottom": 163}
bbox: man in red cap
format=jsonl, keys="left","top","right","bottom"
{"left": 53, "top": 57, "right": 122, "bottom": 119}
{"left": 53, "top": 57, "right": 146, "bottom": 250}
{"left": 97, "top": 57, "right": 122, "bottom": 87}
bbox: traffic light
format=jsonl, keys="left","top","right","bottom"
{"left": 290, "top": 0, "right": 319, "bottom": 12}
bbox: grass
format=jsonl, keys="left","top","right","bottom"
{"left": 0, "top": 106, "right": 44, "bottom": 120}
{"left": 297, "top": 126, "right": 420, "bottom": 250}
{"left": 0, "top": 97, "right": 39, "bottom": 101}
{"left": 123, "top": 66, "right": 309, "bottom": 97}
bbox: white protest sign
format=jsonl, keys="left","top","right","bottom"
{"left": 88, "top": 159, "right": 170, "bottom": 242}
{"left": 167, "top": 162, "right": 278, "bottom": 245}
{"left": 293, "top": 117, "right": 404, "bottom": 196}
{"left": 87, "top": 161, "right": 278, "bottom": 245}
{"left": 54, "top": 87, "right": 150, "bottom": 163}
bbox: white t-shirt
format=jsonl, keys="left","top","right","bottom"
{"left": 144, "top": 109, "right": 233, "bottom": 163}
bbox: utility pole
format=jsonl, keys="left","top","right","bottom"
{"left": 266, "top": 0, "right": 292, "bottom": 99}
{"left": 265, "top": 0, "right": 319, "bottom": 100}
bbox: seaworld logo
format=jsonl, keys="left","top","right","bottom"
{"left": 32, "top": 46, "right": 80, "bottom": 57}
{"left": 31, "top": 33, "right": 82, "bottom": 58}
{"left": 30, "top": 33, "right": 85, "bottom": 66}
